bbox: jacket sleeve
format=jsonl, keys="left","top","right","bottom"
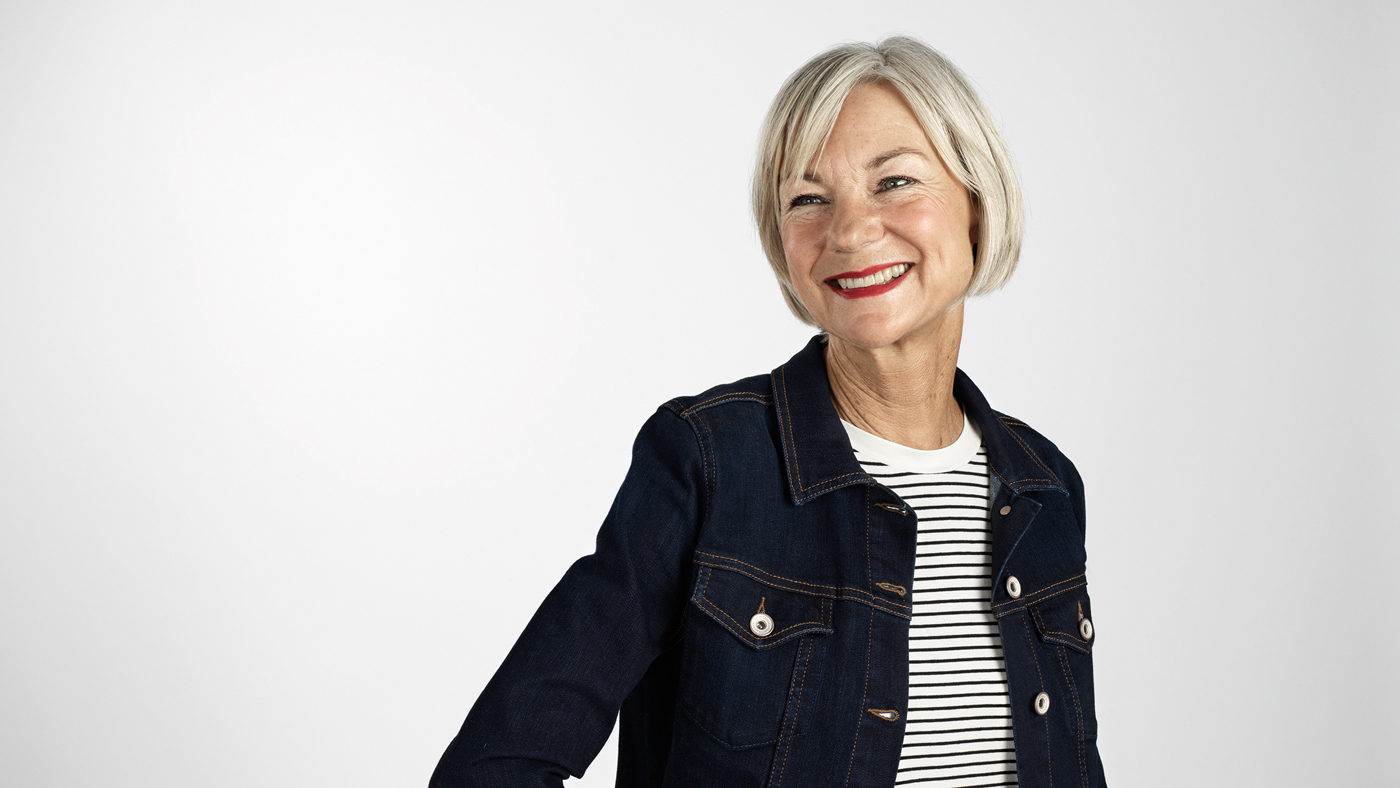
{"left": 1060, "top": 452, "right": 1086, "bottom": 540}
{"left": 429, "top": 405, "right": 706, "bottom": 787}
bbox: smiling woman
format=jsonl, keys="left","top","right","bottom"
{"left": 431, "top": 37, "right": 1105, "bottom": 788}
{"left": 776, "top": 82, "right": 980, "bottom": 424}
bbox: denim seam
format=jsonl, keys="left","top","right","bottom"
{"left": 864, "top": 483, "right": 872, "bottom": 597}
{"left": 992, "top": 576, "right": 1086, "bottom": 616}
{"left": 1037, "top": 605, "right": 1087, "bottom": 787}
{"left": 1020, "top": 612, "right": 1053, "bottom": 788}
{"left": 1040, "top": 631, "right": 1093, "bottom": 653}
{"left": 665, "top": 404, "right": 716, "bottom": 560}
{"left": 681, "top": 573, "right": 810, "bottom": 750}
{"left": 771, "top": 634, "right": 813, "bottom": 788}
{"left": 693, "top": 551, "right": 913, "bottom": 616}
{"left": 688, "top": 411, "right": 718, "bottom": 513}
{"left": 1011, "top": 479, "right": 1062, "bottom": 490}
{"left": 678, "top": 702, "right": 784, "bottom": 751}
{"left": 695, "top": 560, "right": 910, "bottom": 620}
{"left": 777, "top": 364, "right": 803, "bottom": 498}
{"left": 843, "top": 499, "right": 875, "bottom": 788}
{"left": 1040, "top": 627, "right": 1091, "bottom": 642}
{"left": 994, "top": 583, "right": 1086, "bottom": 618}
{"left": 677, "top": 392, "right": 771, "bottom": 417}
{"left": 995, "top": 414, "right": 1063, "bottom": 489}
{"left": 699, "top": 593, "right": 825, "bottom": 644}
{"left": 694, "top": 552, "right": 870, "bottom": 596}
{"left": 986, "top": 422, "right": 1060, "bottom": 493}
{"left": 1022, "top": 585, "right": 1092, "bottom": 654}
{"left": 776, "top": 363, "right": 865, "bottom": 502}
{"left": 984, "top": 459, "right": 1062, "bottom": 494}
{"left": 693, "top": 568, "right": 831, "bottom": 646}
{"left": 1062, "top": 642, "right": 1087, "bottom": 787}
{"left": 986, "top": 456, "right": 1016, "bottom": 494}
{"left": 795, "top": 475, "right": 868, "bottom": 501}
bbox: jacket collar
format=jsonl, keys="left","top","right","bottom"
{"left": 771, "top": 334, "right": 1068, "bottom": 504}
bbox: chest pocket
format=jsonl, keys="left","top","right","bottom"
{"left": 679, "top": 563, "right": 833, "bottom": 750}
{"left": 1029, "top": 582, "right": 1099, "bottom": 739}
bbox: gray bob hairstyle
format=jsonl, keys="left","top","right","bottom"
{"left": 752, "top": 37, "right": 1024, "bottom": 325}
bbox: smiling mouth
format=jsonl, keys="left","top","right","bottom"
{"left": 828, "top": 263, "right": 911, "bottom": 291}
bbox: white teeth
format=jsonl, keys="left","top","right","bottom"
{"left": 836, "top": 264, "right": 909, "bottom": 290}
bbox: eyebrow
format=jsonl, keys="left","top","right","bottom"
{"left": 800, "top": 147, "right": 928, "bottom": 183}
{"left": 868, "top": 147, "right": 925, "bottom": 169}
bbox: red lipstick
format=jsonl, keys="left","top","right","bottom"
{"left": 824, "top": 263, "right": 912, "bottom": 300}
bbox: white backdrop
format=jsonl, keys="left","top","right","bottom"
{"left": 2, "top": 1, "right": 1397, "bottom": 786}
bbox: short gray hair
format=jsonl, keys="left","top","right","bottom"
{"left": 752, "top": 37, "right": 1024, "bottom": 325}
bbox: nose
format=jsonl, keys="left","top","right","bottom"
{"left": 830, "top": 197, "right": 882, "bottom": 253}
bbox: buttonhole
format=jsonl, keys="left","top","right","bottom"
{"left": 867, "top": 708, "right": 899, "bottom": 722}
{"left": 875, "top": 582, "right": 907, "bottom": 597}
{"left": 875, "top": 503, "right": 905, "bottom": 514}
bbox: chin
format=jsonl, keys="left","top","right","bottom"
{"left": 821, "top": 317, "right": 912, "bottom": 352}
{"left": 820, "top": 305, "right": 962, "bottom": 353}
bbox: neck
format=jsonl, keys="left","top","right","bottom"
{"left": 825, "top": 307, "right": 965, "bottom": 451}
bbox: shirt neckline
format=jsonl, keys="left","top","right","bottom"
{"left": 840, "top": 411, "right": 983, "bottom": 474}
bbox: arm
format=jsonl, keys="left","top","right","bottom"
{"left": 429, "top": 406, "right": 706, "bottom": 787}
{"left": 1062, "top": 454, "right": 1086, "bottom": 540}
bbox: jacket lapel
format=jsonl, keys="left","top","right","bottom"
{"left": 772, "top": 336, "right": 1072, "bottom": 588}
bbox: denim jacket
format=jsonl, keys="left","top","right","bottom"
{"left": 431, "top": 336, "right": 1106, "bottom": 788}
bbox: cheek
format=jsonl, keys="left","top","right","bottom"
{"left": 779, "top": 222, "right": 817, "bottom": 281}
{"left": 895, "top": 202, "right": 975, "bottom": 258}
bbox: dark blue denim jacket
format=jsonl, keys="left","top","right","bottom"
{"left": 431, "top": 336, "right": 1106, "bottom": 788}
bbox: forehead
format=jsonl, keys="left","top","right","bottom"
{"left": 831, "top": 82, "right": 924, "bottom": 142}
{"left": 794, "top": 82, "right": 934, "bottom": 180}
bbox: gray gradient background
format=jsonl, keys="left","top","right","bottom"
{"left": 2, "top": 1, "right": 1397, "bottom": 786}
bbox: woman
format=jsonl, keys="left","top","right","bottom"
{"left": 432, "top": 37, "right": 1105, "bottom": 788}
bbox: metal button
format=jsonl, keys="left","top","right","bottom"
{"left": 750, "top": 612, "right": 774, "bottom": 638}
{"left": 1034, "top": 692, "right": 1050, "bottom": 715}
{"left": 1079, "top": 618, "right": 1094, "bottom": 641}
{"left": 1005, "top": 575, "right": 1022, "bottom": 599}
{"left": 999, "top": 505, "right": 1012, "bottom": 516}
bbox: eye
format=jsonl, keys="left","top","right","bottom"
{"left": 787, "top": 194, "right": 825, "bottom": 209}
{"left": 878, "top": 176, "right": 916, "bottom": 192}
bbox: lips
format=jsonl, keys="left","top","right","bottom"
{"left": 825, "top": 263, "right": 912, "bottom": 299}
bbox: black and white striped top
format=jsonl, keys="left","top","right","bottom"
{"left": 842, "top": 415, "right": 1018, "bottom": 788}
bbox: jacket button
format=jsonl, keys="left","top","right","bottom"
{"left": 999, "top": 505, "right": 1012, "bottom": 516}
{"left": 1034, "top": 692, "right": 1050, "bottom": 715}
{"left": 1005, "top": 576, "right": 1022, "bottom": 599}
{"left": 750, "top": 612, "right": 774, "bottom": 637}
{"left": 1079, "top": 618, "right": 1094, "bottom": 641}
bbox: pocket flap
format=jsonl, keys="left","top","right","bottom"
{"left": 1029, "top": 584, "right": 1094, "bottom": 655}
{"left": 691, "top": 565, "right": 833, "bottom": 650}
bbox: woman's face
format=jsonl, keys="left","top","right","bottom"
{"left": 779, "top": 81, "right": 978, "bottom": 352}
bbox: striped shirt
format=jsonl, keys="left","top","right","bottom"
{"left": 842, "top": 415, "right": 1018, "bottom": 788}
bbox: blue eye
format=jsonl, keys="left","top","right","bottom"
{"left": 788, "top": 194, "right": 824, "bottom": 209}
{"left": 879, "top": 176, "right": 915, "bottom": 191}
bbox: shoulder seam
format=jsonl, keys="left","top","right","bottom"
{"left": 658, "top": 404, "right": 716, "bottom": 538}
{"left": 673, "top": 391, "right": 771, "bottom": 418}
